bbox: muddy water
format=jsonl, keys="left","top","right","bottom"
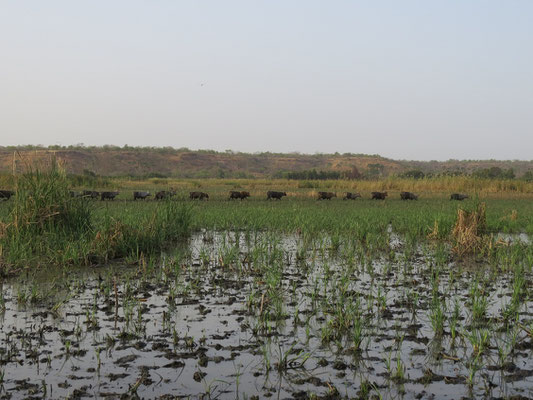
{"left": 0, "top": 231, "right": 532, "bottom": 399}
{"left": 495, "top": 232, "right": 531, "bottom": 245}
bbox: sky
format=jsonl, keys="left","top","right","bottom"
{"left": 1, "top": 1, "right": 532, "bottom": 161}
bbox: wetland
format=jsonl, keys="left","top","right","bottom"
{"left": 1, "top": 169, "right": 533, "bottom": 399}
{"left": 1, "top": 228, "right": 533, "bottom": 399}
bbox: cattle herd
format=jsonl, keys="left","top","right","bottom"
{"left": 67, "top": 190, "right": 176, "bottom": 201}
{"left": 0, "top": 188, "right": 472, "bottom": 202}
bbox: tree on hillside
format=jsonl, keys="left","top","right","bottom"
{"left": 400, "top": 169, "right": 425, "bottom": 179}
{"left": 341, "top": 166, "right": 362, "bottom": 180}
{"left": 473, "top": 167, "right": 515, "bottom": 179}
{"left": 365, "top": 163, "right": 385, "bottom": 179}
{"left": 521, "top": 170, "right": 533, "bottom": 182}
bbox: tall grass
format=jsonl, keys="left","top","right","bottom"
{"left": 0, "top": 160, "right": 92, "bottom": 270}
{"left": 100, "top": 175, "right": 533, "bottom": 195}
{"left": 0, "top": 162, "right": 192, "bottom": 273}
{"left": 91, "top": 199, "right": 192, "bottom": 262}
{"left": 11, "top": 160, "right": 92, "bottom": 237}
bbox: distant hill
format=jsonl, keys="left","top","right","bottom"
{"left": 0, "top": 146, "right": 531, "bottom": 178}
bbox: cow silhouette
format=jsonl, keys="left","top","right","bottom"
{"left": 101, "top": 191, "right": 119, "bottom": 201}
{"left": 317, "top": 192, "right": 336, "bottom": 200}
{"left": 343, "top": 192, "right": 361, "bottom": 200}
{"left": 450, "top": 193, "right": 469, "bottom": 201}
{"left": 267, "top": 191, "right": 287, "bottom": 200}
{"left": 155, "top": 190, "right": 176, "bottom": 200}
{"left": 190, "top": 191, "right": 209, "bottom": 200}
{"left": 400, "top": 192, "right": 418, "bottom": 200}
{"left": 371, "top": 191, "right": 388, "bottom": 200}
{"left": 0, "top": 190, "right": 15, "bottom": 200}
{"left": 229, "top": 191, "right": 250, "bottom": 200}
{"left": 133, "top": 191, "right": 151, "bottom": 200}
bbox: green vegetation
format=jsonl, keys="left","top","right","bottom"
{"left": 521, "top": 170, "right": 533, "bottom": 182}
{"left": 1, "top": 161, "right": 93, "bottom": 270}
{"left": 0, "top": 166, "right": 532, "bottom": 397}
{"left": 399, "top": 169, "right": 426, "bottom": 179}
{"left": 0, "top": 163, "right": 532, "bottom": 275}
{"left": 472, "top": 166, "right": 516, "bottom": 180}
{"left": 0, "top": 161, "right": 192, "bottom": 274}
{"left": 1, "top": 222, "right": 531, "bottom": 397}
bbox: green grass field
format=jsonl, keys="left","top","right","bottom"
{"left": 3, "top": 191, "right": 532, "bottom": 234}
{"left": 86, "top": 195, "right": 532, "bottom": 235}
{"left": 1, "top": 171, "right": 532, "bottom": 273}
{"left": 1, "top": 170, "right": 533, "bottom": 398}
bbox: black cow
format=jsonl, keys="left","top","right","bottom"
{"left": 450, "top": 193, "right": 469, "bottom": 201}
{"left": 318, "top": 191, "right": 336, "bottom": 200}
{"left": 400, "top": 191, "right": 418, "bottom": 200}
{"left": 343, "top": 192, "right": 361, "bottom": 200}
{"left": 155, "top": 190, "right": 176, "bottom": 200}
{"left": 101, "top": 191, "right": 119, "bottom": 201}
{"left": 0, "top": 190, "right": 14, "bottom": 200}
{"left": 229, "top": 191, "right": 250, "bottom": 200}
{"left": 267, "top": 191, "right": 287, "bottom": 200}
{"left": 82, "top": 190, "right": 99, "bottom": 199}
{"left": 134, "top": 191, "right": 151, "bottom": 200}
{"left": 190, "top": 191, "right": 209, "bottom": 200}
{"left": 371, "top": 191, "right": 388, "bottom": 200}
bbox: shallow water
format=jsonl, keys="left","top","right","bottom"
{"left": 0, "top": 231, "right": 532, "bottom": 399}
{"left": 495, "top": 232, "right": 531, "bottom": 245}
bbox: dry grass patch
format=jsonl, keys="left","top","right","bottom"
{"left": 452, "top": 202, "right": 488, "bottom": 257}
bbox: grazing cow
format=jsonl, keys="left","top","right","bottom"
{"left": 317, "top": 191, "right": 336, "bottom": 200}
{"left": 101, "top": 191, "right": 119, "bottom": 201}
{"left": 450, "top": 193, "right": 469, "bottom": 201}
{"left": 229, "top": 191, "right": 250, "bottom": 200}
{"left": 190, "top": 191, "right": 209, "bottom": 200}
{"left": 371, "top": 191, "right": 388, "bottom": 200}
{"left": 400, "top": 191, "right": 418, "bottom": 200}
{"left": 343, "top": 192, "right": 361, "bottom": 200}
{"left": 0, "top": 190, "right": 14, "bottom": 200}
{"left": 133, "top": 191, "right": 151, "bottom": 200}
{"left": 155, "top": 190, "right": 176, "bottom": 200}
{"left": 267, "top": 191, "right": 287, "bottom": 200}
{"left": 82, "top": 190, "right": 99, "bottom": 199}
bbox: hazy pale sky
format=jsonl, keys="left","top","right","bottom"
{"left": 1, "top": 1, "right": 532, "bottom": 161}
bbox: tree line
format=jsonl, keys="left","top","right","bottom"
{"left": 276, "top": 166, "right": 532, "bottom": 181}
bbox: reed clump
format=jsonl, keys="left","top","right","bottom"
{"left": 0, "top": 159, "right": 92, "bottom": 271}
{"left": 452, "top": 202, "right": 489, "bottom": 257}
{"left": 10, "top": 160, "right": 92, "bottom": 238}
{"left": 0, "top": 161, "right": 192, "bottom": 273}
